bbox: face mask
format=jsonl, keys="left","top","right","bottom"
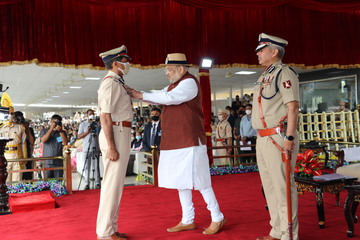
{"left": 218, "top": 115, "right": 224, "bottom": 121}
{"left": 117, "top": 61, "right": 130, "bottom": 75}
{"left": 136, "top": 135, "right": 141, "bottom": 140}
{"left": 131, "top": 130, "right": 135, "bottom": 134}
{"left": 131, "top": 137, "right": 135, "bottom": 141}
{"left": 88, "top": 114, "right": 94, "bottom": 120}
{"left": 151, "top": 116, "right": 160, "bottom": 121}
{"left": 246, "top": 110, "right": 252, "bottom": 115}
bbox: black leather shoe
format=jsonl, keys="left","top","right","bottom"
{"left": 95, "top": 184, "right": 101, "bottom": 189}
{"left": 84, "top": 185, "right": 90, "bottom": 190}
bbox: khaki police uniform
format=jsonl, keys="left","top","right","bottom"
{"left": 215, "top": 120, "right": 232, "bottom": 165}
{"left": 252, "top": 60, "right": 300, "bottom": 240}
{"left": 0, "top": 123, "right": 27, "bottom": 182}
{"left": 96, "top": 70, "right": 133, "bottom": 238}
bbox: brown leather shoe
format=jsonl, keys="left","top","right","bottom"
{"left": 96, "top": 233, "right": 127, "bottom": 240}
{"left": 167, "top": 222, "right": 196, "bottom": 232}
{"left": 114, "top": 232, "right": 128, "bottom": 238}
{"left": 256, "top": 236, "right": 280, "bottom": 240}
{"left": 202, "top": 218, "right": 226, "bottom": 235}
{"left": 110, "top": 233, "right": 126, "bottom": 240}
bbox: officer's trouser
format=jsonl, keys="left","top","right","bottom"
{"left": 96, "top": 126, "right": 130, "bottom": 239}
{"left": 256, "top": 134, "right": 299, "bottom": 240}
{"left": 7, "top": 161, "right": 21, "bottom": 183}
{"left": 178, "top": 187, "right": 224, "bottom": 224}
{"left": 215, "top": 141, "right": 230, "bottom": 165}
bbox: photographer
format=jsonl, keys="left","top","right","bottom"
{"left": 78, "top": 109, "right": 100, "bottom": 190}
{"left": 40, "top": 114, "right": 68, "bottom": 179}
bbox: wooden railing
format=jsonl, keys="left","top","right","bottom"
{"left": 298, "top": 110, "right": 360, "bottom": 144}
{"left": 6, "top": 150, "right": 73, "bottom": 194}
{"left": 137, "top": 148, "right": 159, "bottom": 186}
{"left": 208, "top": 144, "right": 257, "bottom": 166}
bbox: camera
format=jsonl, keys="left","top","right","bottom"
{"left": 55, "top": 121, "right": 62, "bottom": 126}
{"left": 89, "top": 116, "right": 100, "bottom": 133}
{"left": 16, "top": 115, "right": 26, "bottom": 124}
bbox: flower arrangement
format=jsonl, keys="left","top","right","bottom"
{"left": 210, "top": 164, "right": 258, "bottom": 176}
{"left": 7, "top": 180, "right": 68, "bottom": 197}
{"left": 294, "top": 149, "right": 323, "bottom": 177}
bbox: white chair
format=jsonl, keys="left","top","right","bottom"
{"left": 335, "top": 147, "right": 360, "bottom": 181}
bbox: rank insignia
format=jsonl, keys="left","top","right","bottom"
{"left": 283, "top": 80, "right": 292, "bottom": 89}
{"left": 267, "top": 65, "right": 276, "bottom": 73}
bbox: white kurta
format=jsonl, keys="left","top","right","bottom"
{"left": 143, "top": 78, "right": 212, "bottom": 190}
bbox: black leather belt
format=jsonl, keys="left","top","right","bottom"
{"left": 5, "top": 147, "right": 18, "bottom": 151}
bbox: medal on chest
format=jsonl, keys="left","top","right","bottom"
{"left": 262, "top": 76, "right": 274, "bottom": 86}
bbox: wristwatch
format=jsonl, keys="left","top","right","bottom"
{"left": 285, "top": 135, "right": 294, "bottom": 141}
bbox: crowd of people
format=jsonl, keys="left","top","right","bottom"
{"left": 210, "top": 94, "right": 258, "bottom": 165}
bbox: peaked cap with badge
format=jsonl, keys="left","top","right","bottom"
{"left": 99, "top": 45, "right": 131, "bottom": 64}
{"left": 255, "top": 33, "right": 288, "bottom": 52}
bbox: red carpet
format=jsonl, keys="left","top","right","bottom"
{"left": 0, "top": 172, "right": 356, "bottom": 240}
{"left": 9, "top": 191, "right": 55, "bottom": 213}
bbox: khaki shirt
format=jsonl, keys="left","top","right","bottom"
{"left": 252, "top": 61, "right": 299, "bottom": 130}
{"left": 0, "top": 123, "right": 27, "bottom": 159}
{"left": 216, "top": 120, "right": 232, "bottom": 139}
{"left": 98, "top": 71, "right": 132, "bottom": 121}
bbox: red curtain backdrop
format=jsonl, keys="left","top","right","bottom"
{"left": 0, "top": 0, "right": 360, "bottom": 68}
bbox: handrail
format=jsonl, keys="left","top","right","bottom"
{"left": 208, "top": 144, "right": 257, "bottom": 166}
{"left": 5, "top": 151, "right": 73, "bottom": 194}
{"left": 298, "top": 110, "right": 360, "bottom": 144}
{"left": 137, "top": 148, "right": 159, "bottom": 186}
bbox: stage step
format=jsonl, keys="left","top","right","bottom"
{"left": 9, "top": 191, "right": 56, "bottom": 213}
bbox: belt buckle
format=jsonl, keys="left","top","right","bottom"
{"left": 275, "top": 127, "right": 283, "bottom": 138}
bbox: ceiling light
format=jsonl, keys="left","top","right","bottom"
{"left": 52, "top": 96, "right": 60, "bottom": 98}
{"left": 225, "top": 72, "right": 233, "bottom": 78}
{"left": 46, "top": 99, "right": 53, "bottom": 101}
{"left": 234, "top": 71, "right": 256, "bottom": 75}
{"left": 85, "top": 77, "right": 101, "bottom": 80}
{"left": 70, "top": 86, "right": 82, "bottom": 89}
{"left": 200, "top": 58, "right": 214, "bottom": 69}
{"left": 63, "top": 92, "right": 69, "bottom": 94}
